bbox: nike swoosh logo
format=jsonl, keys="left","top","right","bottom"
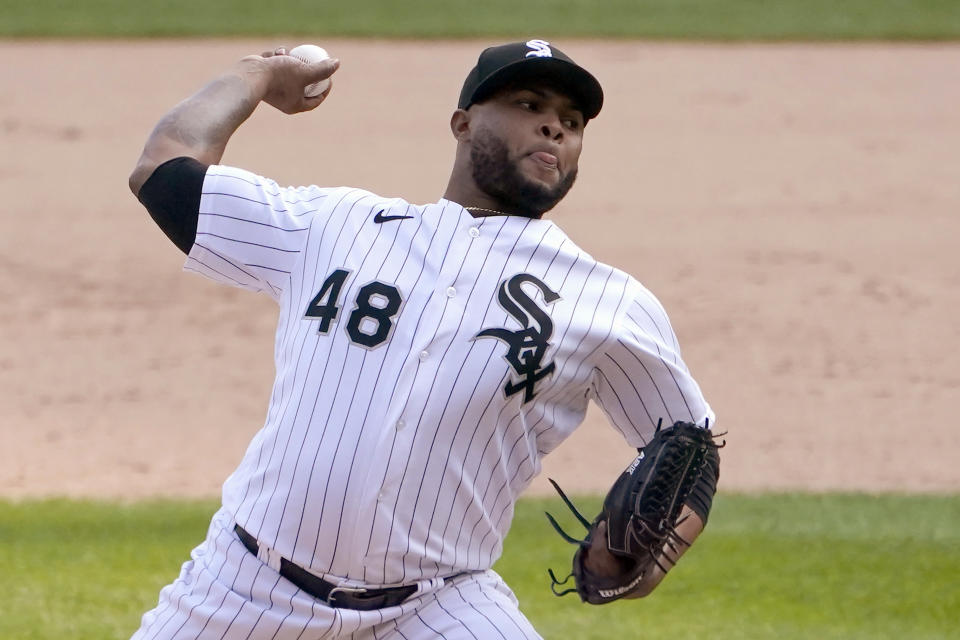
{"left": 374, "top": 210, "right": 414, "bottom": 223}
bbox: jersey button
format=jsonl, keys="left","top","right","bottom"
{"left": 446, "top": 286, "right": 456, "bottom": 298}
{"left": 419, "top": 350, "right": 429, "bottom": 361}
{"left": 396, "top": 419, "right": 406, "bottom": 431}
{"left": 468, "top": 227, "right": 480, "bottom": 238}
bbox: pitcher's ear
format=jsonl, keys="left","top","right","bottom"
{"left": 450, "top": 109, "right": 471, "bottom": 142}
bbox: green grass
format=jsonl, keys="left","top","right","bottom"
{"left": 1, "top": 494, "right": 958, "bottom": 639}
{"left": 1, "top": 0, "right": 959, "bottom": 40}
{"left": 0, "top": 499, "right": 217, "bottom": 640}
{"left": 505, "top": 493, "right": 960, "bottom": 639}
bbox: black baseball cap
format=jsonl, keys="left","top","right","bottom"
{"left": 458, "top": 40, "right": 604, "bottom": 121}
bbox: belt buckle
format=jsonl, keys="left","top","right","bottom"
{"left": 326, "top": 585, "right": 368, "bottom": 608}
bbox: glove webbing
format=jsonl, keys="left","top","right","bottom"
{"left": 619, "top": 430, "right": 707, "bottom": 551}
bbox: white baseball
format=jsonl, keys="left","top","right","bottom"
{"left": 289, "top": 44, "right": 332, "bottom": 98}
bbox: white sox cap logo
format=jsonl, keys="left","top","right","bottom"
{"left": 457, "top": 39, "right": 603, "bottom": 119}
{"left": 525, "top": 39, "right": 553, "bottom": 58}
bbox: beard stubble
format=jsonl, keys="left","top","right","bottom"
{"left": 470, "top": 126, "right": 578, "bottom": 218}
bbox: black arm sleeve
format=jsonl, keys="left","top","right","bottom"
{"left": 685, "top": 446, "right": 720, "bottom": 525}
{"left": 135, "top": 156, "right": 208, "bottom": 255}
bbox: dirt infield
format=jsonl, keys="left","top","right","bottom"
{"left": 1, "top": 40, "right": 957, "bottom": 499}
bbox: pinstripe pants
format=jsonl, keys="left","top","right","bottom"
{"left": 130, "top": 508, "right": 542, "bottom": 640}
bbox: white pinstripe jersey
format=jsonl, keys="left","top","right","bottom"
{"left": 186, "top": 164, "right": 714, "bottom": 588}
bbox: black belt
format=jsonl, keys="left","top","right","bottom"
{"left": 234, "top": 524, "right": 418, "bottom": 610}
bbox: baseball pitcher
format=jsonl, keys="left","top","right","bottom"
{"left": 128, "top": 39, "right": 721, "bottom": 639}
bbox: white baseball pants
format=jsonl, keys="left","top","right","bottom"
{"left": 130, "top": 508, "right": 543, "bottom": 640}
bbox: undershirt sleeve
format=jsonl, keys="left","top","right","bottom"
{"left": 136, "top": 156, "right": 208, "bottom": 255}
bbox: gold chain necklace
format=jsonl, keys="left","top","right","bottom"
{"left": 464, "top": 206, "right": 510, "bottom": 217}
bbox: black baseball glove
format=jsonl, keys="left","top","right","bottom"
{"left": 546, "top": 420, "right": 723, "bottom": 604}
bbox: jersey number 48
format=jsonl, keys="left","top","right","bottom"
{"left": 305, "top": 269, "right": 403, "bottom": 349}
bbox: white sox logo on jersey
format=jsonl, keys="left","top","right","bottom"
{"left": 476, "top": 273, "right": 560, "bottom": 403}
{"left": 525, "top": 39, "right": 553, "bottom": 58}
